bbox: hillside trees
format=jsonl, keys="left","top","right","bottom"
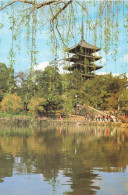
{"left": 83, "top": 74, "right": 128, "bottom": 111}
{"left": 0, "top": 63, "right": 127, "bottom": 116}
{"left": 106, "top": 74, "right": 128, "bottom": 111}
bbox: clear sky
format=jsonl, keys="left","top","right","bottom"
{"left": 0, "top": 1, "right": 127, "bottom": 76}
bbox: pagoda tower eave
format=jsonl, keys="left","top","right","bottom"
{"left": 63, "top": 55, "right": 102, "bottom": 62}
{"left": 68, "top": 40, "right": 101, "bottom": 53}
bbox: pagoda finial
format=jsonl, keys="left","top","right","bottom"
{"left": 81, "top": 17, "right": 84, "bottom": 41}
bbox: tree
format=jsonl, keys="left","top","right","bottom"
{"left": 27, "top": 97, "right": 46, "bottom": 116}
{"left": 82, "top": 74, "right": 128, "bottom": 112}
{"left": 0, "top": 63, "right": 15, "bottom": 101}
{"left": 0, "top": 63, "right": 9, "bottom": 101}
{"left": 36, "top": 65, "right": 62, "bottom": 114}
{"left": 15, "top": 70, "right": 37, "bottom": 109}
{"left": 105, "top": 74, "right": 128, "bottom": 111}
{"left": 83, "top": 75, "right": 108, "bottom": 109}
{"left": 61, "top": 94, "right": 73, "bottom": 117}
{"left": 1, "top": 93, "right": 24, "bottom": 114}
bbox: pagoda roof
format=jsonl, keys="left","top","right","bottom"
{"left": 64, "top": 54, "right": 102, "bottom": 62}
{"left": 68, "top": 40, "right": 101, "bottom": 53}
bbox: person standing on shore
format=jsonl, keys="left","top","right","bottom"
{"left": 106, "top": 115, "right": 109, "bottom": 121}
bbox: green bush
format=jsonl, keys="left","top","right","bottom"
{"left": 27, "top": 97, "right": 46, "bottom": 116}
{"left": 1, "top": 93, "right": 24, "bottom": 114}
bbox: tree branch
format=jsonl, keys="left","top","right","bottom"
{"left": 0, "top": 0, "right": 72, "bottom": 24}
{"left": 15, "top": 0, "right": 36, "bottom": 6}
{"left": 0, "top": 1, "right": 17, "bottom": 11}
{"left": 36, "top": 0, "right": 61, "bottom": 9}
{"left": 0, "top": 0, "right": 65, "bottom": 11}
{"left": 51, "top": 0, "right": 73, "bottom": 22}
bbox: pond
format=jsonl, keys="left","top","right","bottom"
{"left": 0, "top": 124, "right": 128, "bottom": 195}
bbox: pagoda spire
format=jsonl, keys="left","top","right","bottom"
{"left": 81, "top": 17, "right": 84, "bottom": 41}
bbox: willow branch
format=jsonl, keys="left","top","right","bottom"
{"left": 56, "top": 22, "right": 67, "bottom": 49}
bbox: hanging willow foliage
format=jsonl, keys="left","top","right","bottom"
{"left": 0, "top": 0, "right": 127, "bottom": 69}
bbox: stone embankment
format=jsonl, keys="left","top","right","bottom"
{"left": 0, "top": 116, "right": 126, "bottom": 128}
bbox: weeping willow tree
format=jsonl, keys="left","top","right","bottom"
{"left": 0, "top": 0, "right": 127, "bottom": 70}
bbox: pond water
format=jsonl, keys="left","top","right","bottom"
{"left": 0, "top": 124, "right": 128, "bottom": 195}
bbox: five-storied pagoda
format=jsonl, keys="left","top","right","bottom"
{"left": 64, "top": 19, "right": 103, "bottom": 79}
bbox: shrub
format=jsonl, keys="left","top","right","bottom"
{"left": 1, "top": 93, "right": 24, "bottom": 114}
{"left": 27, "top": 97, "right": 46, "bottom": 116}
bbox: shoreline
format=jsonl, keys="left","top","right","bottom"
{"left": 0, "top": 116, "right": 127, "bottom": 128}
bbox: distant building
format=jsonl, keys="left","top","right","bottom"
{"left": 64, "top": 19, "right": 103, "bottom": 79}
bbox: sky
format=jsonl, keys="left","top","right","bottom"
{"left": 0, "top": 1, "right": 127, "bottom": 76}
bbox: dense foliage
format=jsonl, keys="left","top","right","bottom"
{"left": 0, "top": 63, "right": 15, "bottom": 101}
{"left": 0, "top": 63, "right": 127, "bottom": 116}
{"left": 1, "top": 93, "right": 24, "bottom": 114}
{"left": 27, "top": 97, "right": 46, "bottom": 116}
{"left": 0, "top": 1, "right": 127, "bottom": 117}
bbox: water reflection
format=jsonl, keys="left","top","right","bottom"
{"left": 0, "top": 125, "right": 128, "bottom": 194}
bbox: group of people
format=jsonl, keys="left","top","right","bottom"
{"left": 56, "top": 113, "right": 117, "bottom": 122}
{"left": 85, "top": 114, "right": 116, "bottom": 122}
